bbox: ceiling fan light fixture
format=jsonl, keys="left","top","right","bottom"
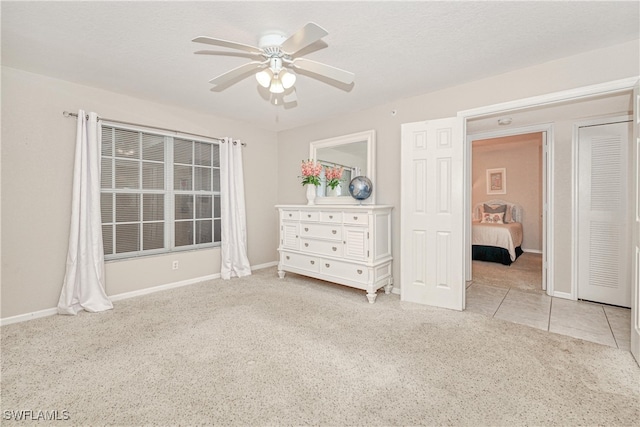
{"left": 280, "top": 69, "right": 296, "bottom": 89}
{"left": 269, "top": 78, "right": 284, "bottom": 94}
{"left": 256, "top": 69, "right": 272, "bottom": 88}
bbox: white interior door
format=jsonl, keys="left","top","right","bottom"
{"left": 631, "top": 82, "right": 640, "bottom": 363}
{"left": 400, "top": 117, "right": 464, "bottom": 310}
{"left": 577, "top": 120, "right": 631, "bottom": 307}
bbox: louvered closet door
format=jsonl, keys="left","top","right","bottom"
{"left": 578, "top": 121, "right": 632, "bottom": 307}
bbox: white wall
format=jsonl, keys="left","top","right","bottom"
{"left": 1, "top": 67, "right": 279, "bottom": 319}
{"left": 2, "top": 39, "right": 638, "bottom": 319}
{"left": 277, "top": 40, "right": 640, "bottom": 295}
{"left": 472, "top": 134, "right": 543, "bottom": 251}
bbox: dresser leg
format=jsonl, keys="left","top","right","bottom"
{"left": 277, "top": 270, "right": 285, "bottom": 279}
{"left": 384, "top": 280, "right": 393, "bottom": 295}
{"left": 366, "top": 292, "right": 377, "bottom": 304}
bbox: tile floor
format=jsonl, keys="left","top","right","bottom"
{"left": 466, "top": 282, "right": 631, "bottom": 350}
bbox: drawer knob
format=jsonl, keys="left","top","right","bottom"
{"left": 329, "top": 215, "right": 333, "bottom": 219}
{"left": 332, "top": 247, "right": 337, "bottom": 251}
{"left": 304, "top": 243, "right": 309, "bottom": 247}
{"left": 332, "top": 230, "right": 337, "bottom": 234}
{"left": 307, "top": 214, "right": 311, "bottom": 218}
{"left": 304, "top": 227, "right": 309, "bottom": 232}
{"left": 353, "top": 216, "right": 358, "bottom": 220}
{"left": 286, "top": 256, "right": 290, "bottom": 260}
{"left": 325, "top": 263, "right": 330, "bottom": 268}
{"left": 357, "top": 269, "right": 363, "bottom": 274}
{"left": 310, "top": 260, "right": 315, "bottom": 265}
{"left": 288, "top": 213, "right": 292, "bottom": 217}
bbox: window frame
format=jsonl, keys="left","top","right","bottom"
{"left": 100, "top": 121, "right": 221, "bottom": 261}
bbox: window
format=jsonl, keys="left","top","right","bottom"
{"left": 101, "top": 125, "right": 221, "bottom": 259}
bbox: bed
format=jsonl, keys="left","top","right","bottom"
{"left": 472, "top": 199, "right": 523, "bottom": 265}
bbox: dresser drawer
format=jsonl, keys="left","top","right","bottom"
{"left": 300, "top": 211, "right": 320, "bottom": 222}
{"left": 320, "top": 259, "right": 369, "bottom": 283}
{"left": 320, "top": 211, "right": 342, "bottom": 223}
{"left": 281, "top": 210, "right": 299, "bottom": 221}
{"left": 281, "top": 252, "right": 320, "bottom": 273}
{"left": 300, "top": 223, "right": 342, "bottom": 240}
{"left": 300, "top": 238, "right": 343, "bottom": 257}
{"left": 343, "top": 212, "right": 368, "bottom": 226}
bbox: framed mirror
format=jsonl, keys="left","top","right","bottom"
{"left": 309, "top": 129, "right": 376, "bottom": 205}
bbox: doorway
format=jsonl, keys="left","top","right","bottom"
{"left": 467, "top": 131, "right": 546, "bottom": 293}
{"left": 465, "top": 125, "right": 551, "bottom": 295}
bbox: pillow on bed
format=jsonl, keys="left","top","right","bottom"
{"left": 481, "top": 212, "right": 505, "bottom": 224}
{"left": 483, "top": 203, "right": 513, "bottom": 223}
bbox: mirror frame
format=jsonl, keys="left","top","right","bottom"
{"left": 309, "top": 129, "right": 376, "bottom": 205}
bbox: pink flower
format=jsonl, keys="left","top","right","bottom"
{"left": 300, "top": 159, "right": 322, "bottom": 186}
{"left": 325, "top": 165, "right": 343, "bottom": 189}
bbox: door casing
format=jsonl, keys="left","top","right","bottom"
{"left": 466, "top": 125, "right": 552, "bottom": 294}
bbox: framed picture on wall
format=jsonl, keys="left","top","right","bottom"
{"left": 486, "top": 168, "right": 506, "bottom": 195}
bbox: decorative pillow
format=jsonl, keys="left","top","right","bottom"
{"left": 504, "top": 205, "right": 513, "bottom": 223}
{"left": 481, "top": 212, "right": 505, "bottom": 224}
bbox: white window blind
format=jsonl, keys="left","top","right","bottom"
{"left": 101, "top": 125, "right": 221, "bottom": 259}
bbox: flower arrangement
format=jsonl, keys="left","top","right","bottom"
{"left": 324, "top": 165, "right": 344, "bottom": 190}
{"left": 300, "top": 159, "right": 322, "bottom": 186}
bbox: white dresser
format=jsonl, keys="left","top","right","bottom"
{"left": 276, "top": 205, "right": 393, "bottom": 303}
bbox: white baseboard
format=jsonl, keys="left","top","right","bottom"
{"left": 391, "top": 287, "right": 401, "bottom": 296}
{"left": 252, "top": 261, "right": 278, "bottom": 270}
{"left": 552, "top": 290, "right": 574, "bottom": 300}
{"left": 522, "top": 248, "right": 542, "bottom": 254}
{"left": 109, "top": 273, "right": 222, "bottom": 302}
{"left": 0, "top": 307, "right": 59, "bottom": 327}
{"left": 1, "top": 261, "right": 279, "bottom": 327}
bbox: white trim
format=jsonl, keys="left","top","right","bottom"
{"left": 391, "top": 287, "right": 401, "bottom": 296}
{"left": 108, "top": 273, "right": 222, "bottom": 302}
{"left": 0, "top": 261, "right": 279, "bottom": 326}
{"left": 552, "top": 290, "right": 574, "bottom": 300}
{"left": 252, "top": 261, "right": 278, "bottom": 270}
{"left": 0, "top": 307, "right": 59, "bottom": 327}
{"left": 459, "top": 77, "right": 639, "bottom": 119}
{"left": 522, "top": 248, "right": 543, "bottom": 254}
{"left": 571, "top": 114, "right": 633, "bottom": 301}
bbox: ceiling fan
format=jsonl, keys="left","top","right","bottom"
{"left": 192, "top": 22, "right": 355, "bottom": 105}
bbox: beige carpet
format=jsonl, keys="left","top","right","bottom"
{"left": 2, "top": 267, "right": 638, "bottom": 426}
{"left": 471, "top": 252, "right": 542, "bottom": 292}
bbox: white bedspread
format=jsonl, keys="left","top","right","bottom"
{"left": 472, "top": 221, "right": 523, "bottom": 261}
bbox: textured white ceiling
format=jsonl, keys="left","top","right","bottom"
{"left": 2, "top": 1, "right": 638, "bottom": 131}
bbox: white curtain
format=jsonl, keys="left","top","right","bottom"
{"left": 58, "top": 110, "right": 113, "bottom": 315}
{"left": 220, "top": 138, "right": 252, "bottom": 279}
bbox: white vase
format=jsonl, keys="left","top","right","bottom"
{"left": 327, "top": 184, "right": 342, "bottom": 197}
{"left": 305, "top": 184, "right": 316, "bottom": 205}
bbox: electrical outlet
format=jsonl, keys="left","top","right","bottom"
{"left": 172, "top": 261, "right": 179, "bottom": 270}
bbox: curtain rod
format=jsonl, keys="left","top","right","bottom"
{"left": 62, "top": 111, "right": 246, "bottom": 146}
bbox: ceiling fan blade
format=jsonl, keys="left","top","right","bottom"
{"left": 283, "top": 88, "right": 297, "bottom": 104}
{"left": 192, "top": 36, "right": 263, "bottom": 55}
{"left": 291, "top": 58, "right": 355, "bottom": 85}
{"left": 271, "top": 89, "right": 298, "bottom": 107}
{"left": 280, "top": 22, "right": 328, "bottom": 56}
{"left": 195, "top": 50, "right": 264, "bottom": 60}
{"left": 208, "top": 61, "right": 266, "bottom": 86}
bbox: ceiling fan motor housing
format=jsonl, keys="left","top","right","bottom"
{"left": 258, "top": 34, "right": 287, "bottom": 50}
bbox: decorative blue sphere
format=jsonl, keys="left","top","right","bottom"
{"left": 348, "top": 176, "right": 373, "bottom": 200}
